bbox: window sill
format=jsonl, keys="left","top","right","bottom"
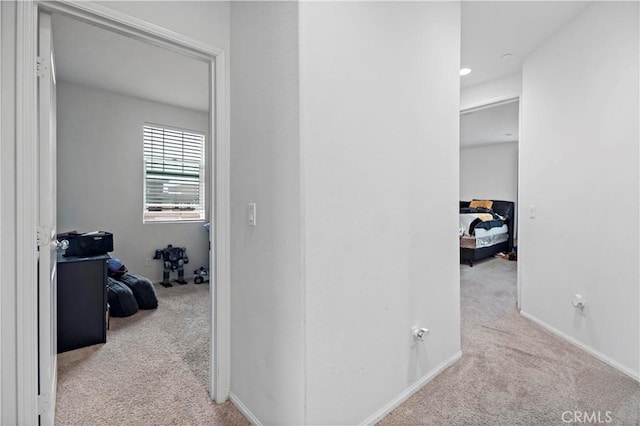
{"left": 143, "top": 211, "right": 205, "bottom": 224}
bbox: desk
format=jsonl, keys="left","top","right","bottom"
{"left": 57, "top": 253, "right": 109, "bottom": 353}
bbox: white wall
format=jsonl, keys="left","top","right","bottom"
{"left": 95, "top": 1, "right": 229, "bottom": 54}
{"left": 230, "top": 2, "right": 461, "bottom": 424}
{"left": 460, "top": 143, "right": 518, "bottom": 203}
{"left": 460, "top": 142, "right": 518, "bottom": 237}
{"left": 299, "top": 2, "right": 461, "bottom": 424}
{"left": 0, "top": 3, "right": 17, "bottom": 423}
{"left": 229, "top": 2, "right": 304, "bottom": 424}
{"left": 56, "top": 82, "right": 209, "bottom": 282}
{"left": 519, "top": 2, "right": 639, "bottom": 378}
{"left": 0, "top": 4, "right": 229, "bottom": 424}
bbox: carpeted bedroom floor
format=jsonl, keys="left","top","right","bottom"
{"left": 380, "top": 258, "right": 640, "bottom": 425}
{"left": 55, "top": 282, "right": 249, "bottom": 425}
{"left": 56, "top": 259, "right": 640, "bottom": 425}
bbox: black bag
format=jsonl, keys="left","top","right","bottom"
{"left": 64, "top": 231, "right": 114, "bottom": 257}
{"left": 117, "top": 274, "right": 158, "bottom": 310}
{"left": 107, "top": 277, "right": 138, "bottom": 317}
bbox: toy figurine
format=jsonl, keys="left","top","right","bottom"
{"left": 153, "top": 244, "right": 189, "bottom": 287}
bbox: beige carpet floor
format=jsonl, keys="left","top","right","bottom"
{"left": 380, "top": 257, "right": 640, "bottom": 425}
{"left": 57, "top": 259, "right": 640, "bottom": 425}
{"left": 55, "top": 282, "right": 248, "bottom": 426}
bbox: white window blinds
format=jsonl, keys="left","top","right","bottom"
{"left": 143, "top": 124, "right": 205, "bottom": 222}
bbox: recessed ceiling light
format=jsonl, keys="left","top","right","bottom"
{"left": 459, "top": 68, "right": 472, "bottom": 76}
{"left": 501, "top": 53, "right": 513, "bottom": 60}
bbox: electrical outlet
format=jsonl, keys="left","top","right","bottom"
{"left": 572, "top": 294, "right": 586, "bottom": 311}
{"left": 248, "top": 203, "right": 257, "bottom": 227}
{"left": 412, "top": 326, "right": 430, "bottom": 342}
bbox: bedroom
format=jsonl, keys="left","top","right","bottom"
{"left": 459, "top": 100, "right": 518, "bottom": 268}
{"left": 53, "top": 14, "right": 212, "bottom": 280}
{"left": 49, "top": 12, "right": 216, "bottom": 422}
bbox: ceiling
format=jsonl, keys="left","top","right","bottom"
{"left": 460, "top": 101, "right": 519, "bottom": 148}
{"left": 460, "top": 1, "right": 589, "bottom": 88}
{"left": 51, "top": 14, "right": 209, "bottom": 112}
{"left": 50, "top": 2, "right": 590, "bottom": 113}
{"left": 459, "top": 2, "right": 589, "bottom": 146}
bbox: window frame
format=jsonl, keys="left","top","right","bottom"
{"left": 142, "top": 122, "right": 206, "bottom": 223}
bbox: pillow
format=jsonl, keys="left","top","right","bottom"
{"left": 469, "top": 199, "right": 493, "bottom": 209}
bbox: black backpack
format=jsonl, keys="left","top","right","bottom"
{"left": 107, "top": 277, "right": 138, "bottom": 317}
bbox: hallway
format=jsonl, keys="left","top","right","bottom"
{"left": 380, "top": 258, "right": 640, "bottom": 425}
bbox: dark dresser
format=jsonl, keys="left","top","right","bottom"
{"left": 57, "top": 253, "right": 109, "bottom": 353}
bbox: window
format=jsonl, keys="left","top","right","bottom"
{"left": 143, "top": 124, "right": 205, "bottom": 223}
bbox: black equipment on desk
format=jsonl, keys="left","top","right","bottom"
{"left": 63, "top": 231, "right": 113, "bottom": 257}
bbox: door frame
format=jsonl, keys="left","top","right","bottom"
{"left": 15, "top": 1, "right": 230, "bottom": 423}
{"left": 459, "top": 94, "right": 522, "bottom": 310}
{"left": 0, "top": 3, "right": 4, "bottom": 423}
{"left": 36, "top": 11, "right": 58, "bottom": 424}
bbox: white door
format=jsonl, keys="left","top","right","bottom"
{"left": 37, "top": 12, "right": 58, "bottom": 425}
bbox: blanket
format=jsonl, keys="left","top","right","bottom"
{"left": 460, "top": 208, "right": 506, "bottom": 236}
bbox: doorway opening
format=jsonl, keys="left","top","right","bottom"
{"left": 14, "top": 2, "right": 230, "bottom": 424}
{"left": 459, "top": 99, "right": 519, "bottom": 260}
{"left": 458, "top": 97, "right": 521, "bottom": 352}
{"left": 50, "top": 11, "right": 215, "bottom": 423}
{"left": 459, "top": 98, "right": 520, "bottom": 303}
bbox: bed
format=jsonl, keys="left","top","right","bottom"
{"left": 459, "top": 199, "right": 514, "bottom": 267}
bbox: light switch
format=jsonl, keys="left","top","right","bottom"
{"left": 529, "top": 204, "right": 536, "bottom": 219}
{"left": 248, "top": 203, "right": 257, "bottom": 226}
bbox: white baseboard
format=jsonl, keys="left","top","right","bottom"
{"left": 360, "top": 350, "right": 463, "bottom": 426}
{"left": 230, "top": 352, "right": 462, "bottom": 426}
{"left": 520, "top": 310, "right": 639, "bottom": 382}
{"left": 229, "top": 392, "right": 264, "bottom": 426}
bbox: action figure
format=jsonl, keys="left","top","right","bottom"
{"left": 153, "top": 244, "right": 189, "bottom": 287}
